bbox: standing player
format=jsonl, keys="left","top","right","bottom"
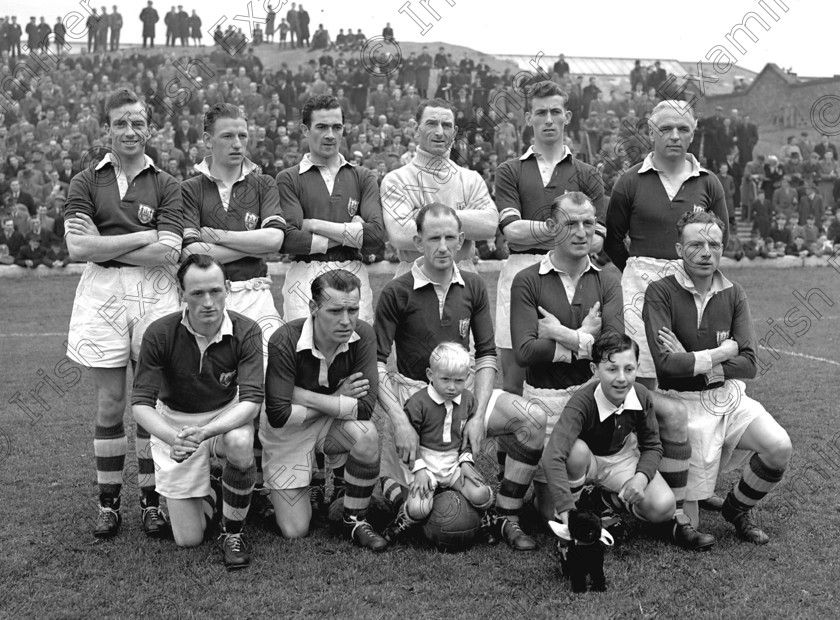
{"left": 507, "top": 192, "right": 623, "bottom": 521}
{"left": 494, "top": 81, "right": 606, "bottom": 396}
{"left": 375, "top": 204, "right": 547, "bottom": 551}
{"left": 181, "top": 103, "right": 285, "bottom": 514}
{"left": 277, "top": 94, "right": 384, "bottom": 508}
{"left": 261, "top": 269, "right": 388, "bottom": 551}
{"left": 644, "top": 211, "right": 791, "bottom": 545}
{"left": 64, "top": 88, "right": 183, "bottom": 538}
{"left": 605, "top": 100, "right": 729, "bottom": 544}
{"left": 132, "top": 254, "right": 262, "bottom": 569}
{"left": 380, "top": 97, "right": 499, "bottom": 277}
{"left": 276, "top": 94, "right": 385, "bottom": 324}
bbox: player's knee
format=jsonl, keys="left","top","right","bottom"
{"left": 656, "top": 403, "right": 688, "bottom": 439}
{"left": 470, "top": 484, "right": 493, "bottom": 510}
{"left": 349, "top": 421, "right": 379, "bottom": 461}
{"left": 222, "top": 427, "right": 255, "bottom": 468}
{"left": 566, "top": 440, "right": 591, "bottom": 479}
{"left": 765, "top": 430, "right": 793, "bottom": 468}
{"left": 643, "top": 491, "right": 676, "bottom": 524}
{"left": 276, "top": 516, "right": 310, "bottom": 539}
{"left": 96, "top": 392, "right": 126, "bottom": 421}
{"left": 174, "top": 530, "right": 204, "bottom": 548}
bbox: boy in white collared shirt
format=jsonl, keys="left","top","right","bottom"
{"left": 542, "top": 332, "right": 676, "bottom": 529}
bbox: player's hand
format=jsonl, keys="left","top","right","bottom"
{"left": 170, "top": 428, "right": 201, "bottom": 462}
{"left": 394, "top": 419, "right": 420, "bottom": 465}
{"left": 537, "top": 305, "right": 563, "bottom": 341}
{"left": 580, "top": 301, "right": 602, "bottom": 336}
{"left": 350, "top": 215, "right": 365, "bottom": 224}
{"left": 458, "top": 460, "right": 485, "bottom": 490}
{"left": 25, "top": 259, "right": 34, "bottom": 268}
{"left": 65, "top": 213, "right": 100, "bottom": 236}
{"left": 410, "top": 469, "right": 434, "bottom": 499}
{"left": 658, "top": 327, "right": 686, "bottom": 353}
{"left": 719, "top": 338, "right": 739, "bottom": 359}
{"left": 177, "top": 425, "right": 208, "bottom": 446}
{"left": 461, "top": 416, "right": 486, "bottom": 456}
{"left": 619, "top": 473, "right": 648, "bottom": 506}
{"left": 334, "top": 373, "right": 369, "bottom": 399}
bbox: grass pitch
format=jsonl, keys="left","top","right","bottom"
{"left": 1, "top": 267, "right": 839, "bottom": 618}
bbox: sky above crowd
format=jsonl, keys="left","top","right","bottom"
{"left": 6, "top": 0, "right": 834, "bottom": 77}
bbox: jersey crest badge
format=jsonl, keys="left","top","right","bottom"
{"left": 244, "top": 212, "right": 258, "bottom": 230}
{"left": 716, "top": 331, "right": 730, "bottom": 345}
{"left": 219, "top": 370, "right": 237, "bottom": 387}
{"left": 137, "top": 203, "right": 155, "bottom": 224}
{"left": 458, "top": 318, "right": 470, "bottom": 339}
{"left": 347, "top": 198, "right": 359, "bottom": 217}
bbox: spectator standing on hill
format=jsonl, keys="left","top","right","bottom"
{"left": 109, "top": 5, "right": 123, "bottom": 51}
{"left": 140, "top": 1, "right": 159, "bottom": 48}
{"left": 265, "top": 9, "right": 276, "bottom": 43}
{"left": 164, "top": 5, "right": 176, "bottom": 47}
{"left": 189, "top": 10, "right": 201, "bottom": 46}
{"left": 298, "top": 5, "right": 310, "bottom": 48}
{"left": 286, "top": 3, "right": 299, "bottom": 49}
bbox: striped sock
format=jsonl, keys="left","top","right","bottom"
{"left": 221, "top": 462, "right": 256, "bottom": 535}
{"left": 135, "top": 424, "right": 157, "bottom": 506}
{"left": 569, "top": 475, "right": 586, "bottom": 507}
{"left": 94, "top": 422, "right": 126, "bottom": 499}
{"left": 380, "top": 475, "right": 406, "bottom": 510}
{"left": 495, "top": 435, "right": 542, "bottom": 518}
{"left": 723, "top": 454, "right": 785, "bottom": 519}
{"left": 343, "top": 456, "right": 378, "bottom": 518}
{"left": 332, "top": 463, "right": 345, "bottom": 495}
{"left": 496, "top": 448, "right": 507, "bottom": 482}
{"left": 312, "top": 452, "right": 326, "bottom": 489}
{"left": 253, "top": 424, "right": 264, "bottom": 488}
{"left": 202, "top": 482, "right": 221, "bottom": 541}
{"left": 659, "top": 439, "right": 691, "bottom": 516}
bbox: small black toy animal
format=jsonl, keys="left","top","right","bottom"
{"left": 549, "top": 509, "right": 614, "bottom": 593}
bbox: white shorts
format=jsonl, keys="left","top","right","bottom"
{"left": 621, "top": 256, "right": 681, "bottom": 378}
{"left": 495, "top": 253, "right": 543, "bottom": 349}
{"left": 150, "top": 400, "right": 234, "bottom": 500}
{"left": 524, "top": 382, "right": 581, "bottom": 484}
{"left": 259, "top": 409, "right": 365, "bottom": 490}
{"left": 584, "top": 433, "right": 641, "bottom": 494}
{"left": 227, "top": 277, "right": 283, "bottom": 360}
{"left": 661, "top": 380, "right": 769, "bottom": 501}
{"left": 67, "top": 263, "right": 181, "bottom": 367}
{"left": 401, "top": 447, "right": 460, "bottom": 488}
{"left": 281, "top": 260, "right": 373, "bottom": 324}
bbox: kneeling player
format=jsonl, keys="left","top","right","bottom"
{"left": 644, "top": 210, "right": 792, "bottom": 544}
{"left": 543, "top": 332, "right": 675, "bottom": 531}
{"left": 262, "top": 269, "right": 388, "bottom": 551}
{"left": 384, "top": 343, "right": 494, "bottom": 542}
{"left": 131, "top": 254, "right": 262, "bottom": 570}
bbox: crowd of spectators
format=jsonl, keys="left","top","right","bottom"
{"left": 2, "top": 16, "right": 839, "bottom": 270}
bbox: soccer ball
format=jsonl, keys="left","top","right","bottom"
{"left": 421, "top": 489, "right": 482, "bottom": 551}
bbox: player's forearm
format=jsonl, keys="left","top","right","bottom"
{"left": 383, "top": 215, "right": 417, "bottom": 250}
{"left": 207, "top": 228, "right": 285, "bottom": 253}
{"left": 199, "top": 401, "right": 260, "bottom": 438}
{"left": 377, "top": 370, "right": 411, "bottom": 429}
{"left": 471, "top": 366, "right": 495, "bottom": 422}
{"left": 133, "top": 404, "right": 181, "bottom": 445}
{"left": 308, "top": 220, "right": 364, "bottom": 248}
{"left": 292, "top": 386, "right": 356, "bottom": 419}
{"left": 182, "top": 242, "right": 253, "bottom": 263}
{"left": 66, "top": 229, "right": 157, "bottom": 262}
{"left": 115, "top": 237, "right": 183, "bottom": 267}
{"left": 457, "top": 210, "right": 499, "bottom": 241}
{"left": 501, "top": 220, "right": 554, "bottom": 247}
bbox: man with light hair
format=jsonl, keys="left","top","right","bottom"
{"left": 604, "top": 99, "right": 729, "bottom": 550}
